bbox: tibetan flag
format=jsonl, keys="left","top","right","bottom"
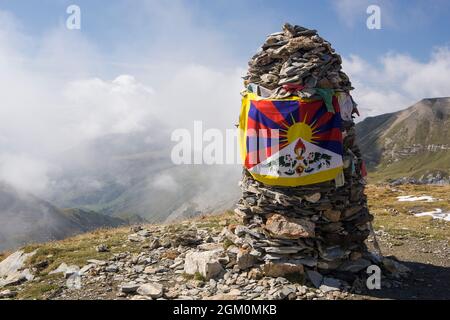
{"left": 239, "top": 92, "right": 344, "bottom": 187}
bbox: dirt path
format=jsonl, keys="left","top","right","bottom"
{"left": 356, "top": 232, "right": 450, "bottom": 300}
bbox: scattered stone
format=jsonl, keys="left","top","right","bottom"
{"left": 169, "top": 260, "right": 184, "bottom": 269}
{"left": 382, "top": 258, "right": 411, "bottom": 277}
{"left": 205, "top": 293, "right": 239, "bottom": 300}
{"left": 131, "top": 225, "right": 143, "bottom": 233}
{"left": 87, "top": 259, "right": 107, "bottom": 266}
{"left": 120, "top": 283, "right": 140, "bottom": 294}
{"left": 137, "top": 283, "right": 164, "bottom": 299}
{"left": 66, "top": 273, "right": 82, "bottom": 289}
{"left": 149, "top": 239, "right": 161, "bottom": 250}
{"left": 0, "top": 289, "right": 17, "bottom": 299}
{"left": 49, "top": 263, "right": 68, "bottom": 275}
{"left": 96, "top": 244, "right": 109, "bottom": 253}
{"left": 64, "top": 265, "right": 80, "bottom": 279}
{"left": 197, "top": 243, "right": 223, "bottom": 251}
{"left": 128, "top": 234, "right": 145, "bottom": 242}
{"left": 131, "top": 295, "right": 152, "bottom": 300}
{"left": 274, "top": 285, "right": 296, "bottom": 300}
{"left": 105, "top": 264, "right": 119, "bottom": 273}
{"left": 306, "top": 270, "right": 323, "bottom": 288}
{"left": 143, "top": 266, "right": 158, "bottom": 274}
{"left": 164, "top": 290, "right": 179, "bottom": 299}
{"left": 32, "top": 260, "right": 49, "bottom": 270}
{"left": 137, "top": 229, "right": 151, "bottom": 237}
{"left": 79, "top": 264, "right": 95, "bottom": 275}
{"left": 319, "top": 277, "right": 341, "bottom": 293}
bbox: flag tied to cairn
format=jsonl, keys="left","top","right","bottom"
{"left": 239, "top": 91, "right": 344, "bottom": 186}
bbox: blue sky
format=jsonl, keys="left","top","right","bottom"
{"left": 1, "top": 0, "right": 450, "bottom": 121}
{"left": 2, "top": 0, "right": 450, "bottom": 66}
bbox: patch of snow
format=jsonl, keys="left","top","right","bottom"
{"left": 397, "top": 195, "right": 436, "bottom": 202}
{"left": 414, "top": 209, "right": 450, "bottom": 221}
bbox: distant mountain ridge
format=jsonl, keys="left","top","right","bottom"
{"left": 356, "top": 97, "right": 450, "bottom": 183}
{"left": 0, "top": 182, "right": 128, "bottom": 251}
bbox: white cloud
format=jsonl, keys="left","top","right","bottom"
{"left": 0, "top": 8, "right": 244, "bottom": 194}
{"left": 343, "top": 47, "right": 450, "bottom": 118}
{"left": 0, "top": 154, "right": 51, "bottom": 194}
{"left": 155, "top": 65, "right": 244, "bottom": 130}
{"left": 62, "top": 75, "right": 155, "bottom": 140}
{"left": 152, "top": 173, "right": 178, "bottom": 192}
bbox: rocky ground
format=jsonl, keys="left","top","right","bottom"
{"left": 0, "top": 184, "right": 449, "bottom": 300}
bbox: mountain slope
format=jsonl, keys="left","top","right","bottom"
{"left": 356, "top": 97, "right": 450, "bottom": 182}
{"left": 0, "top": 182, "right": 127, "bottom": 251}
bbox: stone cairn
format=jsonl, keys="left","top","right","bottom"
{"left": 229, "top": 23, "right": 386, "bottom": 285}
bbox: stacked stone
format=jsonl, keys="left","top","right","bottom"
{"left": 244, "top": 23, "right": 353, "bottom": 98}
{"left": 232, "top": 23, "right": 375, "bottom": 281}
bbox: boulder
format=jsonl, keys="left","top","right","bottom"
{"left": 64, "top": 265, "right": 80, "bottom": 279}
{"left": 184, "top": 250, "right": 224, "bottom": 280}
{"left": 0, "top": 250, "right": 36, "bottom": 288}
{"left": 49, "top": 263, "right": 68, "bottom": 275}
{"left": 66, "top": 273, "right": 82, "bottom": 289}
{"left": 0, "top": 250, "right": 36, "bottom": 278}
{"left": 137, "top": 283, "right": 164, "bottom": 299}
{"left": 0, "top": 271, "right": 30, "bottom": 287}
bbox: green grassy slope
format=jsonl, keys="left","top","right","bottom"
{"left": 356, "top": 98, "right": 450, "bottom": 182}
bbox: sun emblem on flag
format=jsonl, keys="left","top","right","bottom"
{"left": 239, "top": 93, "right": 345, "bottom": 186}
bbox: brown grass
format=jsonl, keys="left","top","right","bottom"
{"left": 367, "top": 184, "right": 450, "bottom": 241}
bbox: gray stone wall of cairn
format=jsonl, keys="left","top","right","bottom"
{"left": 225, "top": 23, "right": 408, "bottom": 286}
